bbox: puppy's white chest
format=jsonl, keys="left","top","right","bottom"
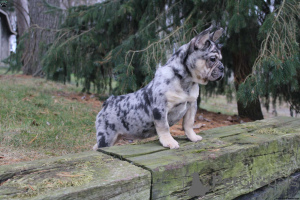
{"left": 165, "top": 82, "right": 199, "bottom": 110}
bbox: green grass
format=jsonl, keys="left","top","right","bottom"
{"left": 0, "top": 75, "right": 98, "bottom": 157}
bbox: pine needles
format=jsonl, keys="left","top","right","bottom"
{"left": 237, "top": 0, "right": 300, "bottom": 114}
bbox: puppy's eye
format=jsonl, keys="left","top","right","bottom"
{"left": 210, "top": 57, "right": 216, "bottom": 62}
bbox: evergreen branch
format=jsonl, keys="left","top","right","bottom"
{"left": 243, "top": 0, "right": 298, "bottom": 84}
{"left": 55, "top": 28, "right": 95, "bottom": 51}
{"left": 42, "top": 0, "right": 64, "bottom": 13}
{"left": 30, "top": 24, "right": 63, "bottom": 33}
{"left": 125, "top": 8, "right": 196, "bottom": 66}
{"left": 126, "top": 26, "right": 180, "bottom": 65}
{"left": 256, "top": 0, "right": 285, "bottom": 63}
{"left": 137, "top": 0, "right": 183, "bottom": 36}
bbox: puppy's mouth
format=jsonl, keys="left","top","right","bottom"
{"left": 208, "top": 65, "right": 224, "bottom": 81}
{"left": 215, "top": 75, "right": 223, "bottom": 81}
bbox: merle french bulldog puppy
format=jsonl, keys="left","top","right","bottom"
{"left": 94, "top": 26, "right": 224, "bottom": 150}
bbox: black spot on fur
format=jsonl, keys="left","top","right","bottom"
{"left": 165, "top": 79, "right": 170, "bottom": 85}
{"left": 182, "top": 53, "right": 193, "bottom": 76}
{"left": 97, "top": 132, "right": 104, "bottom": 137}
{"left": 102, "top": 100, "right": 107, "bottom": 107}
{"left": 119, "top": 109, "right": 128, "bottom": 119}
{"left": 175, "top": 103, "right": 182, "bottom": 107}
{"left": 98, "top": 135, "right": 108, "bottom": 147}
{"left": 173, "top": 68, "right": 183, "bottom": 79}
{"left": 166, "top": 56, "right": 175, "bottom": 64}
{"left": 119, "top": 95, "right": 126, "bottom": 100}
{"left": 102, "top": 95, "right": 114, "bottom": 108}
{"left": 121, "top": 119, "right": 130, "bottom": 131}
{"left": 105, "top": 120, "right": 115, "bottom": 131}
{"left": 142, "top": 103, "right": 149, "bottom": 115}
{"left": 174, "top": 49, "right": 182, "bottom": 57}
{"left": 153, "top": 108, "right": 161, "bottom": 120}
{"left": 148, "top": 88, "right": 153, "bottom": 103}
{"left": 102, "top": 101, "right": 109, "bottom": 111}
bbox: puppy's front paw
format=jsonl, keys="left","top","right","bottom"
{"left": 188, "top": 135, "right": 203, "bottom": 142}
{"left": 159, "top": 136, "right": 180, "bottom": 149}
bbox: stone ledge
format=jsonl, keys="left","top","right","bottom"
{"left": 1, "top": 117, "right": 299, "bottom": 200}
{"left": 101, "top": 116, "right": 300, "bottom": 199}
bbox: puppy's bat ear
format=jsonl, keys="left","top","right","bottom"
{"left": 188, "top": 26, "right": 213, "bottom": 53}
{"left": 193, "top": 26, "right": 213, "bottom": 50}
{"left": 210, "top": 28, "right": 224, "bottom": 42}
{"left": 194, "top": 31, "right": 210, "bottom": 50}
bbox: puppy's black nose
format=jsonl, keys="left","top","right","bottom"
{"left": 218, "top": 65, "right": 224, "bottom": 72}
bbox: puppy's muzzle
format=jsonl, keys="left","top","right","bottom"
{"left": 209, "top": 64, "right": 224, "bottom": 81}
{"left": 216, "top": 65, "right": 224, "bottom": 81}
{"left": 218, "top": 65, "right": 224, "bottom": 73}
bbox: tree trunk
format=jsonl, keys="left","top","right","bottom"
{"left": 14, "top": 0, "right": 30, "bottom": 69}
{"left": 14, "top": 0, "right": 30, "bottom": 38}
{"left": 21, "top": 0, "right": 61, "bottom": 76}
{"left": 236, "top": 96, "right": 263, "bottom": 120}
{"left": 233, "top": 51, "right": 264, "bottom": 120}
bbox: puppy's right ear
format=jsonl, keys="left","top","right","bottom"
{"left": 210, "top": 28, "right": 224, "bottom": 42}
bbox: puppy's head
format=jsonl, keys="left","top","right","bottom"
{"left": 185, "top": 27, "right": 224, "bottom": 85}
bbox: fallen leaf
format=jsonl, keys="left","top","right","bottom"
{"left": 28, "top": 135, "right": 38, "bottom": 144}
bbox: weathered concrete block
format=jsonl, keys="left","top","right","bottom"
{"left": 0, "top": 151, "right": 151, "bottom": 200}
{"left": 102, "top": 117, "right": 300, "bottom": 199}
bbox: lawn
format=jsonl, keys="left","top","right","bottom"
{"left": 0, "top": 74, "right": 98, "bottom": 164}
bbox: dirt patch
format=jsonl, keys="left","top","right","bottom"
{"left": 54, "top": 91, "right": 102, "bottom": 110}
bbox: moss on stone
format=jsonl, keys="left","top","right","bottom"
{"left": 192, "top": 149, "right": 207, "bottom": 153}
{"left": 255, "top": 128, "right": 285, "bottom": 134}
{"left": 0, "top": 151, "right": 151, "bottom": 200}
